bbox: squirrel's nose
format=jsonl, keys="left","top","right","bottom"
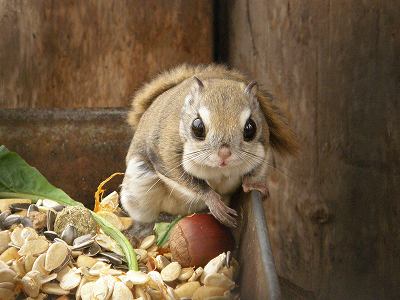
{"left": 218, "top": 146, "right": 231, "bottom": 160}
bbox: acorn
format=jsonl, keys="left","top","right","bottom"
{"left": 169, "top": 214, "right": 235, "bottom": 267}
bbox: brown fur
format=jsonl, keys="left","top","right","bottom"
{"left": 128, "top": 64, "right": 298, "bottom": 156}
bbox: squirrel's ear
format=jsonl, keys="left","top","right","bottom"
{"left": 245, "top": 80, "right": 258, "bottom": 96}
{"left": 257, "top": 90, "right": 299, "bottom": 156}
{"left": 245, "top": 81, "right": 259, "bottom": 110}
{"left": 191, "top": 76, "right": 204, "bottom": 94}
{"left": 185, "top": 77, "right": 204, "bottom": 108}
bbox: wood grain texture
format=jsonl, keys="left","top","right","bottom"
{"left": 219, "top": 0, "right": 400, "bottom": 299}
{"left": 0, "top": 0, "right": 213, "bottom": 108}
{"left": 0, "top": 108, "right": 132, "bottom": 207}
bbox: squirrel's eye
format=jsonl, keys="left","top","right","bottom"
{"left": 192, "top": 118, "right": 206, "bottom": 140}
{"left": 243, "top": 118, "right": 257, "bottom": 141}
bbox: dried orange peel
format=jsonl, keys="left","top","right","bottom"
{"left": 94, "top": 172, "right": 124, "bottom": 212}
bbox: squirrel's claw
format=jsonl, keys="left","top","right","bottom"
{"left": 242, "top": 177, "right": 270, "bottom": 200}
{"left": 205, "top": 193, "right": 238, "bottom": 228}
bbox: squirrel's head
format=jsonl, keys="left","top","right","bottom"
{"left": 179, "top": 76, "right": 297, "bottom": 180}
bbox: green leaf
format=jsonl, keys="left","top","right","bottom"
{"left": 0, "top": 145, "right": 138, "bottom": 271}
{"left": 0, "top": 145, "right": 80, "bottom": 207}
{"left": 154, "top": 215, "right": 183, "bottom": 247}
{"left": 154, "top": 222, "right": 170, "bottom": 244}
{"left": 91, "top": 212, "right": 138, "bottom": 271}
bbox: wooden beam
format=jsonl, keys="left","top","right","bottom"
{"left": 220, "top": 0, "right": 400, "bottom": 298}
{"left": 0, "top": 0, "right": 213, "bottom": 108}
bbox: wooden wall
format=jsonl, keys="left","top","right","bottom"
{"left": 218, "top": 1, "right": 400, "bottom": 299}
{"left": 1, "top": 1, "right": 399, "bottom": 298}
{"left": 0, "top": 0, "right": 213, "bottom": 108}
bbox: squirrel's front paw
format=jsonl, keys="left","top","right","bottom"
{"left": 204, "top": 192, "right": 238, "bottom": 228}
{"left": 242, "top": 176, "right": 270, "bottom": 199}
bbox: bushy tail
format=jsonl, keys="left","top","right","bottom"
{"left": 128, "top": 64, "right": 298, "bottom": 156}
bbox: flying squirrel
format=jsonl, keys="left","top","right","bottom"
{"left": 120, "top": 64, "right": 298, "bottom": 229}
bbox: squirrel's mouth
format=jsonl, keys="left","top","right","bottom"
{"left": 218, "top": 161, "right": 228, "bottom": 167}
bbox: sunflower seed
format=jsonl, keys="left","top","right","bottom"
{"left": 99, "top": 252, "right": 123, "bottom": 265}
{"left": 42, "top": 199, "right": 61, "bottom": 209}
{"left": 20, "top": 217, "right": 33, "bottom": 228}
{"left": 3, "top": 215, "right": 21, "bottom": 228}
{"left": 134, "top": 248, "right": 148, "bottom": 262}
{"left": 71, "top": 238, "right": 94, "bottom": 251}
{"left": 60, "top": 224, "right": 78, "bottom": 245}
{"left": 53, "top": 238, "right": 68, "bottom": 245}
{"left": 84, "top": 242, "right": 101, "bottom": 256}
{"left": 138, "top": 263, "right": 148, "bottom": 273}
{"left": 155, "top": 255, "right": 170, "bottom": 270}
{"left": 27, "top": 204, "right": 39, "bottom": 216}
{"left": 95, "top": 234, "right": 123, "bottom": 256}
{"left": 9, "top": 203, "right": 30, "bottom": 213}
{"left": 52, "top": 205, "right": 65, "bottom": 212}
{"left": 43, "top": 231, "right": 59, "bottom": 241}
{"left": 96, "top": 257, "right": 111, "bottom": 263}
{"left": 0, "top": 211, "right": 11, "bottom": 226}
{"left": 73, "top": 234, "right": 94, "bottom": 246}
{"left": 46, "top": 210, "right": 56, "bottom": 231}
{"left": 114, "top": 264, "right": 129, "bottom": 271}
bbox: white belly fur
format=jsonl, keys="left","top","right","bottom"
{"left": 121, "top": 157, "right": 240, "bottom": 222}
{"left": 207, "top": 175, "right": 242, "bottom": 195}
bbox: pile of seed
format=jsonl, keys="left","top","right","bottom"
{"left": 0, "top": 199, "right": 239, "bottom": 300}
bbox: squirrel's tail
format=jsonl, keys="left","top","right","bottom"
{"left": 127, "top": 64, "right": 245, "bottom": 131}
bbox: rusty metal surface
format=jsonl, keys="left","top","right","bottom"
{"left": 0, "top": 108, "right": 132, "bottom": 207}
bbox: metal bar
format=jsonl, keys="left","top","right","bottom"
{"left": 251, "top": 191, "right": 281, "bottom": 299}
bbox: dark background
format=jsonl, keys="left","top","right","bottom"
{"left": 1, "top": 1, "right": 399, "bottom": 299}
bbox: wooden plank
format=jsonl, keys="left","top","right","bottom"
{"left": 0, "top": 0, "right": 213, "bottom": 108}
{"left": 219, "top": 0, "right": 400, "bottom": 298}
{"left": 0, "top": 108, "right": 131, "bottom": 207}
